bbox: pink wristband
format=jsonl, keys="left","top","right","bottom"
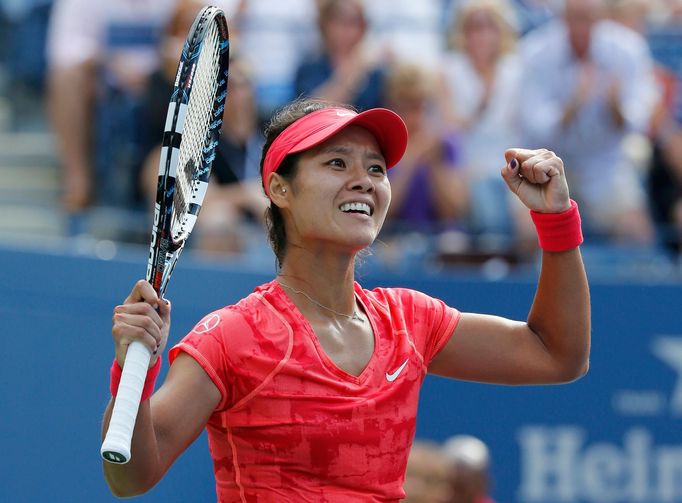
{"left": 110, "top": 355, "right": 162, "bottom": 402}
{"left": 530, "top": 199, "right": 584, "bottom": 252}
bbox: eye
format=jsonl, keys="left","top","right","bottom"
{"left": 368, "top": 164, "right": 386, "bottom": 175}
{"left": 327, "top": 158, "right": 346, "bottom": 169}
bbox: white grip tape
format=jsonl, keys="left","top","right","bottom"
{"left": 100, "top": 341, "right": 152, "bottom": 464}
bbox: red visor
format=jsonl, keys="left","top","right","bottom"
{"left": 262, "top": 107, "right": 408, "bottom": 199}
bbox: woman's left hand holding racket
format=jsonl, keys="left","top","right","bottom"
{"left": 112, "top": 280, "right": 171, "bottom": 370}
{"left": 101, "top": 280, "right": 171, "bottom": 471}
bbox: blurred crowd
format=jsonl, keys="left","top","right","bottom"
{"left": 2, "top": 0, "right": 682, "bottom": 267}
{"left": 404, "top": 435, "right": 496, "bottom": 503}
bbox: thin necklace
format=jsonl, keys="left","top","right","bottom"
{"left": 278, "top": 279, "right": 365, "bottom": 323}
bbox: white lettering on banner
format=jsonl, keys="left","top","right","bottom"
{"left": 612, "top": 335, "right": 682, "bottom": 418}
{"left": 518, "top": 427, "right": 582, "bottom": 501}
{"left": 612, "top": 390, "right": 667, "bottom": 416}
{"left": 518, "top": 427, "right": 682, "bottom": 502}
{"left": 652, "top": 337, "right": 682, "bottom": 417}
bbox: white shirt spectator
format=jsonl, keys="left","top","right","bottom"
{"left": 520, "top": 19, "right": 659, "bottom": 231}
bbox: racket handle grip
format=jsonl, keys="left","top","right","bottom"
{"left": 101, "top": 341, "right": 152, "bottom": 464}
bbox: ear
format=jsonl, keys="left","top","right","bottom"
{"left": 268, "top": 173, "right": 290, "bottom": 209}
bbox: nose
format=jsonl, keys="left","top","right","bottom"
{"left": 346, "top": 165, "right": 374, "bottom": 193}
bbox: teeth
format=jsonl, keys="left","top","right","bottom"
{"left": 340, "top": 202, "right": 371, "bottom": 215}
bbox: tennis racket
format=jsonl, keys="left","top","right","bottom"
{"left": 101, "top": 5, "right": 230, "bottom": 464}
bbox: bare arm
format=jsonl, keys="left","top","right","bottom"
{"left": 430, "top": 248, "right": 589, "bottom": 384}
{"left": 47, "top": 62, "right": 95, "bottom": 211}
{"left": 102, "top": 281, "right": 220, "bottom": 496}
{"left": 429, "top": 148, "right": 590, "bottom": 384}
{"left": 102, "top": 354, "right": 220, "bottom": 496}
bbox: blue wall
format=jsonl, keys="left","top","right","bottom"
{"left": 1, "top": 245, "right": 681, "bottom": 502}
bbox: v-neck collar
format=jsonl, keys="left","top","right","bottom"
{"left": 273, "top": 281, "right": 379, "bottom": 385}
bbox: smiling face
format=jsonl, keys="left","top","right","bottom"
{"left": 275, "top": 125, "right": 391, "bottom": 255}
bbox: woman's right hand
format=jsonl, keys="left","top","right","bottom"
{"left": 112, "top": 280, "right": 171, "bottom": 368}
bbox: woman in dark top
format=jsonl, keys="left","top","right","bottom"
{"left": 294, "top": 0, "right": 385, "bottom": 111}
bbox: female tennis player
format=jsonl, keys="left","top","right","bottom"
{"left": 102, "top": 99, "right": 590, "bottom": 502}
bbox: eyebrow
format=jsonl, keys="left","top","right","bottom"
{"left": 318, "top": 145, "right": 385, "bottom": 162}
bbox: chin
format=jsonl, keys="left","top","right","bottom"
{"left": 342, "top": 232, "right": 378, "bottom": 253}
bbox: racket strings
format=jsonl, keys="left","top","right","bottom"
{"left": 172, "top": 21, "right": 222, "bottom": 239}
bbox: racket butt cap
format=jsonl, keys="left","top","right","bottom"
{"left": 101, "top": 444, "right": 131, "bottom": 464}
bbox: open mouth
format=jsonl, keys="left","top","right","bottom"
{"left": 339, "top": 202, "right": 373, "bottom": 216}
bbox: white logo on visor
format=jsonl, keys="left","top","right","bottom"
{"left": 335, "top": 110, "right": 354, "bottom": 117}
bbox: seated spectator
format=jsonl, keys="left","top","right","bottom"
{"left": 519, "top": 0, "right": 658, "bottom": 244}
{"left": 294, "top": 0, "right": 385, "bottom": 111}
{"left": 140, "top": 0, "right": 266, "bottom": 255}
{"left": 641, "top": 1, "right": 682, "bottom": 253}
{"left": 383, "top": 63, "right": 469, "bottom": 233}
{"left": 443, "top": 435, "right": 496, "bottom": 503}
{"left": 46, "top": 0, "right": 178, "bottom": 214}
{"left": 440, "top": 0, "right": 527, "bottom": 242}
{"left": 403, "top": 440, "right": 453, "bottom": 503}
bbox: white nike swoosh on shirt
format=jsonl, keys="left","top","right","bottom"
{"left": 385, "top": 359, "right": 409, "bottom": 382}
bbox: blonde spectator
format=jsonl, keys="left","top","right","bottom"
{"left": 440, "top": 0, "right": 525, "bottom": 240}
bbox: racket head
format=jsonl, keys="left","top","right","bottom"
{"left": 146, "top": 6, "right": 230, "bottom": 296}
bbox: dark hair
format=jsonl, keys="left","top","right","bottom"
{"left": 260, "top": 98, "right": 354, "bottom": 269}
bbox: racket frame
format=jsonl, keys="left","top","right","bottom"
{"left": 101, "top": 5, "right": 229, "bottom": 465}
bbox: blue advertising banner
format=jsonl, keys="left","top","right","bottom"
{"left": 415, "top": 281, "right": 682, "bottom": 502}
{"left": 1, "top": 245, "right": 680, "bottom": 502}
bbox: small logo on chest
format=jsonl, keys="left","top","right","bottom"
{"left": 385, "top": 359, "right": 409, "bottom": 382}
